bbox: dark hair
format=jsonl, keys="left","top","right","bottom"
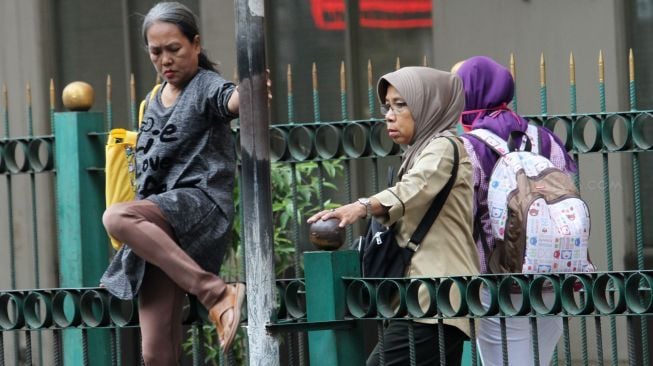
{"left": 142, "top": 2, "right": 218, "bottom": 72}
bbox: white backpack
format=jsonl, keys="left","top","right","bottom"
{"left": 469, "top": 126, "right": 593, "bottom": 274}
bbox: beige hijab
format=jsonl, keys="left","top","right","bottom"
{"left": 377, "top": 67, "right": 464, "bottom": 178}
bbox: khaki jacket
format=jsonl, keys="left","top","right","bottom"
{"left": 373, "top": 136, "right": 480, "bottom": 336}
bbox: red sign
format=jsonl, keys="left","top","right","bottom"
{"left": 311, "top": 0, "right": 433, "bottom": 30}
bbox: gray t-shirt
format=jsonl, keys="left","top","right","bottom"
{"left": 102, "top": 69, "right": 237, "bottom": 299}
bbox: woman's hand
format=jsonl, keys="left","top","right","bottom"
{"left": 229, "top": 69, "right": 271, "bottom": 115}
{"left": 307, "top": 201, "right": 367, "bottom": 228}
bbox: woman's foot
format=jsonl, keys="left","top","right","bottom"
{"left": 209, "top": 283, "right": 246, "bottom": 353}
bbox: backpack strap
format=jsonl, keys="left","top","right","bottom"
{"left": 468, "top": 124, "right": 541, "bottom": 156}
{"left": 467, "top": 129, "right": 510, "bottom": 155}
{"left": 405, "top": 137, "right": 460, "bottom": 252}
{"left": 137, "top": 84, "right": 162, "bottom": 128}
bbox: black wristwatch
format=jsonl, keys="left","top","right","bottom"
{"left": 357, "top": 198, "right": 372, "bottom": 219}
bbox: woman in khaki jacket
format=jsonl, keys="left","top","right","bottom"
{"left": 308, "top": 66, "right": 479, "bottom": 365}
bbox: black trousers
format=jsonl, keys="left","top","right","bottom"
{"left": 366, "top": 321, "right": 467, "bottom": 366}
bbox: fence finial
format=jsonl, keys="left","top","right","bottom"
{"left": 62, "top": 81, "right": 95, "bottom": 111}
{"left": 340, "top": 61, "right": 346, "bottom": 93}
{"left": 598, "top": 50, "right": 605, "bottom": 83}
{"left": 2, "top": 84, "right": 7, "bottom": 137}
{"left": 629, "top": 48, "right": 635, "bottom": 83}
{"left": 130, "top": 73, "right": 135, "bottom": 103}
{"left": 106, "top": 75, "right": 112, "bottom": 104}
{"left": 569, "top": 52, "right": 576, "bottom": 85}
{"left": 629, "top": 48, "right": 636, "bottom": 110}
{"left": 50, "top": 79, "right": 55, "bottom": 109}
{"left": 509, "top": 53, "right": 516, "bottom": 81}
{"left": 287, "top": 64, "right": 293, "bottom": 94}
{"left": 312, "top": 62, "right": 321, "bottom": 121}
{"left": 540, "top": 52, "right": 546, "bottom": 87}
{"left": 367, "top": 59, "right": 373, "bottom": 89}
{"left": 26, "top": 83, "right": 32, "bottom": 106}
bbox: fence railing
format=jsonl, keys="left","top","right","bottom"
{"left": 1, "top": 49, "right": 652, "bottom": 365}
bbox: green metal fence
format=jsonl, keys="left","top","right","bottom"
{"left": 1, "top": 49, "right": 652, "bottom": 365}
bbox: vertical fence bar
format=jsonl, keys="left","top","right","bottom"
{"left": 539, "top": 53, "right": 563, "bottom": 366}
{"left": 573, "top": 51, "right": 588, "bottom": 366}
{"left": 0, "top": 332, "right": 4, "bottom": 366}
{"left": 191, "top": 324, "right": 201, "bottom": 366}
{"left": 50, "top": 79, "right": 56, "bottom": 134}
{"left": 53, "top": 329, "right": 62, "bottom": 366}
{"left": 340, "top": 61, "right": 354, "bottom": 246}
{"left": 563, "top": 316, "right": 572, "bottom": 366}
{"left": 437, "top": 319, "right": 445, "bottom": 366}
{"left": 129, "top": 74, "right": 137, "bottom": 130}
{"left": 1, "top": 89, "right": 8, "bottom": 366}
{"left": 24, "top": 331, "right": 32, "bottom": 365}
{"left": 590, "top": 50, "right": 606, "bottom": 366}
{"left": 539, "top": 53, "right": 547, "bottom": 116}
{"left": 287, "top": 63, "right": 305, "bottom": 366}
{"left": 235, "top": 1, "right": 280, "bottom": 364}
{"left": 530, "top": 317, "right": 540, "bottom": 366}
{"left": 312, "top": 63, "right": 321, "bottom": 123}
{"left": 311, "top": 63, "right": 326, "bottom": 212}
{"left": 500, "top": 317, "right": 508, "bottom": 366}
{"left": 50, "top": 79, "right": 62, "bottom": 366}
{"left": 408, "top": 322, "right": 416, "bottom": 366}
{"left": 468, "top": 318, "right": 478, "bottom": 366}
{"left": 26, "top": 83, "right": 44, "bottom": 366}
{"left": 82, "top": 329, "right": 89, "bottom": 366}
{"left": 595, "top": 49, "right": 618, "bottom": 366}
{"left": 628, "top": 48, "right": 649, "bottom": 366}
{"left": 376, "top": 321, "right": 385, "bottom": 366}
{"left": 562, "top": 52, "right": 577, "bottom": 366}
{"left": 569, "top": 52, "right": 577, "bottom": 116}
{"left": 368, "top": 60, "right": 380, "bottom": 194}
{"left": 287, "top": 64, "right": 294, "bottom": 123}
{"left": 109, "top": 329, "right": 117, "bottom": 366}
{"left": 569, "top": 52, "right": 581, "bottom": 188}
{"left": 2, "top": 84, "right": 20, "bottom": 366}
{"left": 106, "top": 76, "right": 112, "bottom": 130}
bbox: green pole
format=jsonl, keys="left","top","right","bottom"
{"left": 304, "top": 250, "right": 365, "bottom": 366}
{"left": 54, "top": 111, "right": 111, "bottom": 366}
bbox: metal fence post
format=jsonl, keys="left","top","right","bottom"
{"left": 54, "top": 111, "right": 111, "bottom": 366}
{"left": 235, "top": 0, "right": 281, "bottom": 364}
{"left": 304, "top": 250, "right": 365, "bottom": 366}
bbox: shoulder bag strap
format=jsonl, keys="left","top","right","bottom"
{"left": 138, "top": 83, "right": 162, "bottom": 128}
{"left": 406, "top": 136, "right": 460, "bottom": 252}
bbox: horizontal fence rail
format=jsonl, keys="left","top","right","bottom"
{"left": 271, "top": 272, "right": 653, "bottom": 324}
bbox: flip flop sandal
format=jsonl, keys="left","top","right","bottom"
{"left": 209, "top": 283, "right": 246, "bottom": 353}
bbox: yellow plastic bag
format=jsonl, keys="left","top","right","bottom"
{"left": 105, "top": 84, "right": 161, "bottom": 250}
